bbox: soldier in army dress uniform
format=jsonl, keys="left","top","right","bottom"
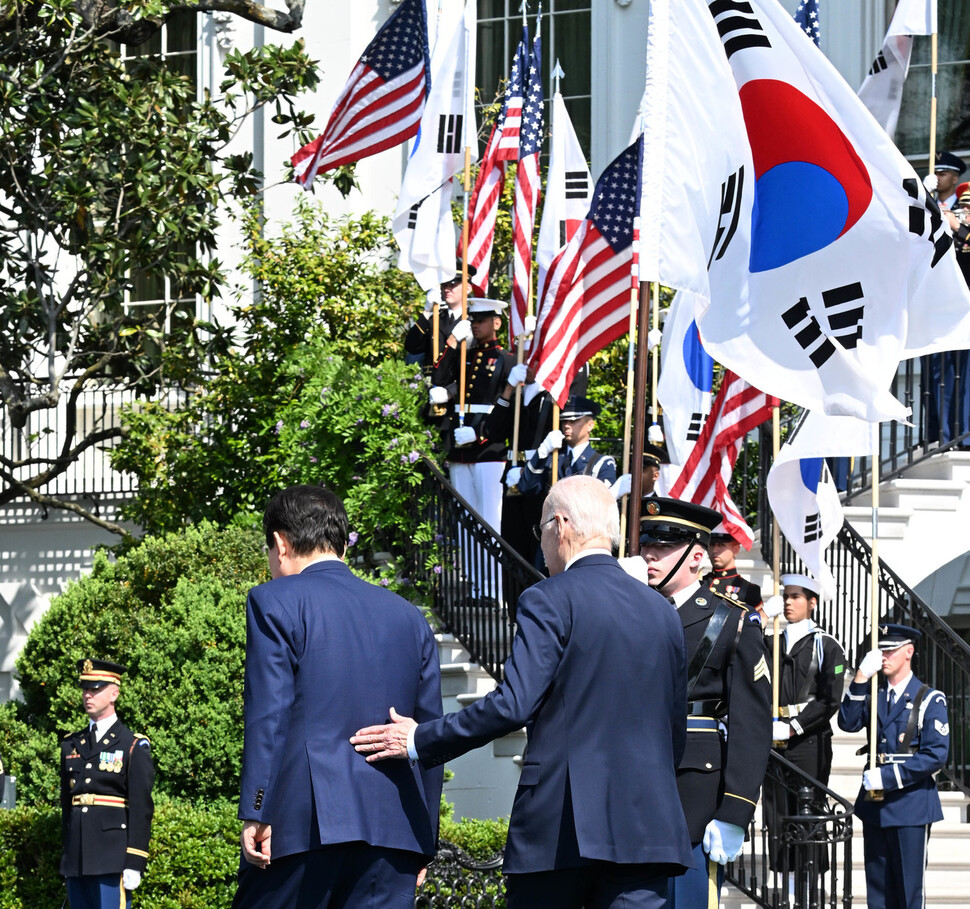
{"left": 637, "top": 498, "right": 772, "bottom": 909}
{"left": 60, "top": 659, "right": 154, "bottom": 909}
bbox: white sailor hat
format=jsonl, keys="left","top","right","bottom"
{"left": 467, "top": 298, "right": 508, "bottom": 316}
{"left": 780, "top": 573, "right": 819, "bottom": 597}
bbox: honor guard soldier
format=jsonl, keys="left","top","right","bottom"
{"left": 60, "top": 659, "right": 154, "bottom": 909}
{"left": 516, "top": 396, "right": 617, "bottom": 496}
{"left": 429, "top": 297, "right": 514, "bottom": 540}
{"left": 762, "top": 574, "right": 846, "bottom": 905}
{"left": 838, "top": 624, "right": 949, "bottom": 909}
{"left": 638, "top": 497, "right": 772, "bottom": 909}
{"left": 703, "top": 524, "right": 764, "bottom": 615}
{"left": 403, "top": 261, "right": 477, "bottom": 373}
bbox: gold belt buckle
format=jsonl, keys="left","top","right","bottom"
{"left": 76, "top": 793, "right": 95, "bottom": 805}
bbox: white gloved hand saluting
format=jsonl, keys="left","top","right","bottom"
{"left": 123, "top": 870, "right": 142, "bottom": 891}
{"left": 762, "top": 595, "right": 784, "bottom": 619}
{"left": 537, "top": 429, "right": 565, "bottom": 459}
{"left": 507, "top": 363, "right": 529, "bottom": 387}
{"left": 505, "top": 467, "right": 522, "bottom": 488}
{"left": 453, "top": 426, "right": 477, "bottom": 447}
{"left": 923, "top": 173, "right": 938, "bottom": 194}
{"left": 703, "top": 820, "right": 746, "bottom": 865}
{"left": 858, "top": 649, "right": 883, "bottom": 680}
{"left": 450, "top": 320, "right": 473, "bottom": 345}
{"left": 429, "top": 386, "right": 450, "bottom": 405}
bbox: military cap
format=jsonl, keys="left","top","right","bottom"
{"left": 560, "top": 396, "right": 600, "bottom": 420}
{"left": 876, "top": 623, "right": 921, "bottom": 650}
{"left": 443, "top": 260, "right": 477, "bottom": 283}
{"left": 780, "top": 572, "right": 819, "bottom": 598}
{"left": 708, "top": 521, "right": 738, "bottom": 544}
{"left": 935, "top": 151, "right": 966, "bottom": 175}
{"left": 642, "top": 443, "right": 669, "bottom": 468}
{"left": 77, "top": 658, "right": 126, "bottom": 689}
{"left": 639, "top": 497, "right": 721, "bottom": 546}
{"left": 466, "top": 297, "right": 508, "bottom": 317}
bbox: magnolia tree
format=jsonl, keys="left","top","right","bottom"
{"left": 0, "top": 0, "right": 331, "bottom": 533}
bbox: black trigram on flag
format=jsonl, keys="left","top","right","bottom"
{"left": 437, "top": 114, "right": 463, "bottom": 154}
{"left": 709, "top": 166, "right": 745, "bottom": 267}
{"left": 708, "top": 0, "right": 771, "bottom": 60}
{"left": 868, "top": 52, "right": 887, "bottom": 76}
{"left": 783, "top": 282, "right": 866, "bottom": 364}
{"left": 687, "top": 412, "right": 705, "bottom": 441}
{"left": 559, "top": 221, "right": 568, "bottom": 248}
{"left": 782, "top": 297, "right": 836, "bottom": 367}
{"left": 903, "top": 177, "right": 952, "bottom": 267}
{"left": 565, "top": 171, "right": 589, "bottom": 200}
{"left": 407, "top": 204, "right": 420, "bottom": 229}
{"left": 803, "top": 511, "right": 822, "bottom": 543}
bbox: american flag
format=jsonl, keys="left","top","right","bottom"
{"left": 510, "top": 34, "right": 544, "bottom": 338}
{"left": 495, "top": 28, "right": 529, "bottom": 161}
{"left": 462, "top": 28, "right": 530, "bottom": 289}
{"left": 667, "top": 370, "right": 777, "bottom": 549}
{"left": 291, "top": 0, "right": 430, "bottom": 189}
{"left": 794, "top": 0, "right": 821, "bottom": 46}
{"left": 528, "top": 137, "right": 643, "bottom": 406}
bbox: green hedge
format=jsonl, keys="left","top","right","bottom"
{"left": 0, "top": 799, "right": 240, "bottom": 909}
{"left": 0, "top": 800, "right": 508, "bottom": 908}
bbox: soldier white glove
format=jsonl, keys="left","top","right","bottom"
{"left": 453, "top": 426, "right": 476, "bottom": 447}
{"left": 862, "top": 767, "right": 884, "bottom": 791}
{"left": 429, "top": 386, "right": 450, "bottom": 405}
{"left": 537, "top": 430, "right": 564, "bottom": 459}
{"left": 647, "top": 423, "right": 664, "bottom": 444}
{"left": 762, "top": 595, "right": 785, "bottom": 619}
{"left": 646, "top": 327, "right": 663, "bottom": 351}
{"left": 450, "top": 319, "right": 473, "bottom": 345}
{"left": 618, "top": 555, "right": 650, "bottom": 586}
{"left": 611, "top": 473, "right": 632, "bottom": 500}
{"left": 772, "top": 720, "right": 791, "bottom": 741}
{"left": 858, "top": 648, "right": 883, "bottom": 680}
{"left": 424, "top": 287, "right": 443, "bottom": 315}
{"left": 123, "top": 869, "right": 142, "bottom": 891}
{"left": 523, "top": 314, "right": 537, "bottom": 334}
{"left": 703, "top": 819, "right": 745, "bottom": 864}
{"left": 505, "top": 467, "right": 522, "bottom": 488}
{"left": 507, "top": 363, "right": 529, "bottom": 387}
{"left": 923, "top": 173, "right": 938, "bottom": 193}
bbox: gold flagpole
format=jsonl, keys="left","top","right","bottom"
{"left": 619, "top": 275, "right": 641, "bottom": 557}
{"left": 867, "top": 423, "right": 884, "bottom": 800}
{"left": 458, "top": 150, "right": 472, "bottom": 421}
{"left": 771, "top": 405, "right": 784, "bottom": 745}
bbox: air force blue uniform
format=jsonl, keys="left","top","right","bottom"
{"left": 233, "top": 560, "right": 444, "bottom": 909}
{"left": 517, "top": 442, "right": 616, "bottom": 495}
{"left": 839, "top": 673, "right": 949, "bottom": 909}
{"left": 413, "top": 553, "right": 694, "bottom": 908}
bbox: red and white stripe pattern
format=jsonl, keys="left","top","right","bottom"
{"left": 462, "top": 123, "right": 506, "bottom": 292}
{"left": 528, "top": 139, "right": 643, "bottom": 406}
{"left": 510, "top": 34, "right": 543, "bottom": 338}
{"left": 291, "top": 0, "right": 429, "bottom": 189}
{"left": 494, "top": 28, "right": 528, "bottom": 161}
{"left": 668, "top": 370, "right": 777, "bottom": 549}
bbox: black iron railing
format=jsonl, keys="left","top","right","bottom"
{"left": 730, "top": 751, "right": 854, "bottom": 909}
{"left": 417, "top": 841, "right": 506, "bottom": 907}
{"left": 410, "top": 458, "right": 544, "bottom": 682}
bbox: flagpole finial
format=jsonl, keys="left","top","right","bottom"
{"left": 552, "top": 59, "right": 565, "bottom": 85}
{"left": 519, "top": 0, "right": 528, "bottom": 24}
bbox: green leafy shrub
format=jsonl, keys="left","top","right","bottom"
{"left": 0, "top": 522, "right": 267, "bottom": 805}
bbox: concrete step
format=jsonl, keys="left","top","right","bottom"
{"left": 843, "top": 505, "right": 913, "bottom": 539}
{"left": 903, "top": 451, "right": 970, "bottom": 483}
{"left": 852, "top": 478, "right": 968, "bottom": 511}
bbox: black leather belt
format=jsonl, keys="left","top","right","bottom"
{"left": 687, "top": 699, "right": 723, "bottom": 717}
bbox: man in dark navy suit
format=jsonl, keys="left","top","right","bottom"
{"left": 353, "top": 475, "right": 693, "bottom": 908}
{"left": 232, "top": 484, "right": 443, "bottom": 909}
{"left": 637, "top": 497, "right": 772, "bottom": 909}
{"left": 839, "top": 624, "right": 949, "bottom": 909}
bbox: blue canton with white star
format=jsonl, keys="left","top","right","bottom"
{"left": 587, "top": 139, "right": 642, "bottom": 252}
{"left": 794, "top": 0, "right": 821, "bottom": 46}
{"left": 519, "top": 37, "right": 544, "bottom": 159}
{"left": 360, "top": 0, "right": 427, "bottom": 82}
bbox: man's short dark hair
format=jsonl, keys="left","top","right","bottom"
{"left": 263, "top": 484, "right": 349, "bottom": 557}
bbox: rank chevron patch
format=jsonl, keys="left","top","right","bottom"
{"left": 753, "top": 654, "right": 771, "bottom": 683}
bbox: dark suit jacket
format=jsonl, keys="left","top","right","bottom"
{"left": 239, "top": 560, "right": 443, "bottom": 861}
{"left": 414, "top": 553, "right": 693, "bottom": 874}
